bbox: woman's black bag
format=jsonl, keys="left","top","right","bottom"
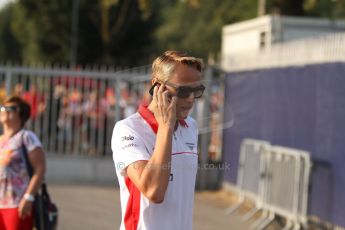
{"left": 33, "top": 182, "right": 58, "bottom": 230}
{"left": 21, "top": 136, "right": 58, "bottom": 230}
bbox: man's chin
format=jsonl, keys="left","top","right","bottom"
{"left": 177, "top": 111, "right": 189, "bottom": 120}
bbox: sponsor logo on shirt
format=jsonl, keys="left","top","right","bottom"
{"left": 121, "top": 135, "right": 134, "bottom": 142}
{"left": 121, "top": 143, "right": 138, "bottom": 150}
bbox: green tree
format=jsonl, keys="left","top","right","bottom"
{"left": 11, "top": 1, "right": 71, "bottom": 63}
{"left": 0, "top": 3, "right": 21, "bottom": 61}
{"left": 266, "top": 0, "right": 305, "bottom": 15}
{"left": 77, "top": 0, "right": 159, "bottom": 65}
{"left": 304, "top": 0, "right": 345, "bottom": 19}
{"left": 4, "top": 0, "right": 341, "bottom": 66}
{"left": 154, "top": 0, "right": 258, "bottom": 62}
{"left": 8, "top": 0, "right": 159, "bottom": 66}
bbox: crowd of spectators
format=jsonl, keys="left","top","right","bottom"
{"left": 0, "top": 79, "right": 150, "bottom": 156}
{"left": 0, "top": 77, "right": 223, "bottom": 159}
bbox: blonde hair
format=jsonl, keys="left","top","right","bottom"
{"left": 152, "top": 51, "right": 204, "bottom": 81}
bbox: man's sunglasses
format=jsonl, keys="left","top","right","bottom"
{"left": 0, "top": 105, "right": 20, "bottom": 113}
{"left": 158, "top": 81, "right": 205, "bottom": 99}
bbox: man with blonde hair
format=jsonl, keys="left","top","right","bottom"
{"left": 112, "top": 51, "right": 205, "bottom": 230}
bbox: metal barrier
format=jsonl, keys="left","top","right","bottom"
{"left": 226, "top": 140, "right": 312, "bottom": 230}
{"left": 254, "top": 146, "right": 311, "bottom": 230}
{"left": 0, "top": 65, "right": 152, "bottom": 156}
{"left": 226, "top": 139, "right": 270, "bottom": 218}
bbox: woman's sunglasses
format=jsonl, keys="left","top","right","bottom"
{"left": 0, "top": 105, "right": 20, "bottom": 113}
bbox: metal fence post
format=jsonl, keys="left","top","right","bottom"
{"left": 5, "top": 69, "right": 12, "bottom": 96}
{"left": 198, "top": 66, "right": 212, "bottom": 189}
{"left": 114, "top": 76, "right": 122, "bottom": 124}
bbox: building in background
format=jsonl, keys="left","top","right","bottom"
{"left": 222, "top": 15, "right": 345, "bottom": 58}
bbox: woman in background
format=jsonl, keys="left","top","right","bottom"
{"left": 0, "top": 96, "right": 46, "bottom": 230}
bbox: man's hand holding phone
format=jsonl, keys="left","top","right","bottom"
{"left": 151, "top": 83, "right": 177, "bottom": 131}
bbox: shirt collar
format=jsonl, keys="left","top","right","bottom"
{"left": 138, "top": 104, "right": 188, "bottom": 134}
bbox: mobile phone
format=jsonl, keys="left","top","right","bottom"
{"left": 149, "top": 82, "right": 160, "bottom": 96}
{"left": 149, "top": 82, "right": 172, "bottom": 101}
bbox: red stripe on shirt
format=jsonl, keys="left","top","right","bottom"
{"left": 138, "top": 104, "right": 158, "bottom": 134}
{"left": 172, "top": 152, "right": 198, "bottom": 156}
{"left": 138, "top": 104, "right": 189, "bottom": 134}
{"left": 124, "top": 177, "right": 141, "bottom": 230}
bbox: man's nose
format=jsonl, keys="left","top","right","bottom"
{"left": 185, "top": 92, "right": 196, "bottom": 102}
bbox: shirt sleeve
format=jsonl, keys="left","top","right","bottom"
{"left": 111, "top": 122, "right": 150, "bottom": 177}
{"left": 23, "top": 130, "right": 43, "bottom": 152}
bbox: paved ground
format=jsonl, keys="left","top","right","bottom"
{"left": 49, "top": 184, "right": 251, "bottom": 230}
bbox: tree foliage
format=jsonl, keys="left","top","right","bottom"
{"left": 1, "top": 0, "right": 345, "bottom": 66}
{"left": 77, "top": 0, "right": 159, "bottom": 65}
{"left": 154, "top": 0, "right": 258, "bottom": 62}
{"left": 0, "top": 3, "right": 21, "bottom": 61}
{"left": 9, "top": 1, "right": 72, "bottom": 63}
{"left": 265, "top": 0, "right": 305, "bottom": 15}
{"left": 304, "top": 0, "right": 345, "bottom": 19}
{"left": 2, "top": 0, "right": 158, "bottom": 65}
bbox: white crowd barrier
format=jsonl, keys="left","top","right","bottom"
{"left": 226, "top": 139, "right": 312, "bottom": 230}
{"left": 226, "top": 139, "right": 270, "bottom": 220}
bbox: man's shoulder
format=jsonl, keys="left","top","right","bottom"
{"left": 185, "top": 116, "right": 196, "bottom": 123}
{"left": 185, "top": 116, "right": 198, "bottom": 130}
{"left": 115, "top": 112, "right": 146, "bottom": 133}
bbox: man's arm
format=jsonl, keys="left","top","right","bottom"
{"left": 126, "top": 84, "right": 176, "bottom": 203}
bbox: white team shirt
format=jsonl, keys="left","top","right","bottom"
{"left": 112, "top": 105, "right": 198, "bottom": 230}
